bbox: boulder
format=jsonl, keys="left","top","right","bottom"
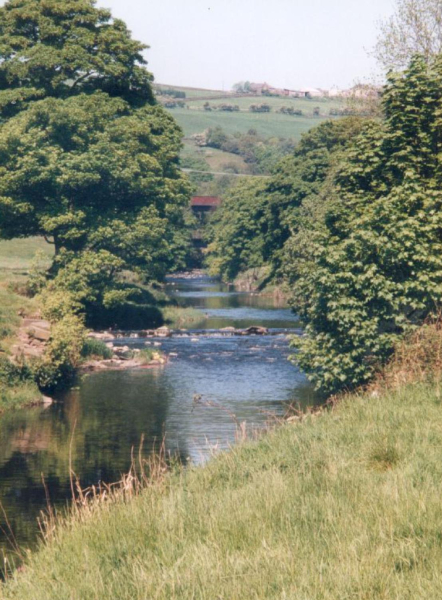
{"left": 27, "top": 326, "right": 51, "bottom": 341}
{"left": 155, "top": 326, "right": 172, "bottom": 337}
{"left": 242, "top": 326, "right": 269, "bottom": 336}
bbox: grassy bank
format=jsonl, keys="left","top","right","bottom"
{"left": 3, "top": 377, "right": 442, "bottom": 598}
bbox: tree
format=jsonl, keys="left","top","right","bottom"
{"left": 0, "top": 0, "right": 191, "bottom": 325}
{"left": 0, "top": 92, "right": 189, "bottom": 275}
{"left": 375, "top": 0, "right": 442, "bottom": 71}
{"left": 0, "top": 0, "right": 155, "bottom": 119}
{"left": 206, "top": 180, "right": 268, "bottom": 281}
{"left": 205, "top": 119, "right": 365, "bottom": 281}
{"left": 288, "top": 56, "right": 442, "bottom": 393}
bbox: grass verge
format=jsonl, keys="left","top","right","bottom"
{"left": 3, "top": 377, "right": 442, "bottom": 598}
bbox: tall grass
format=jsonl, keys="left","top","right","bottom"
{"left": 3, "top": 375, "right": 442, "bottom": 598}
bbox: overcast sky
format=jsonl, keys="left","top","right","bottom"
{"left": 97, "top": 0, "right": 396, "bottom": 90}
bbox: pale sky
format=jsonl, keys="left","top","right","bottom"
{"left": 98, "top": 0, "right": 396, "bottom": 90}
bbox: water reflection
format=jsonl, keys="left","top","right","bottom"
{"left": 0, "top": 277, "right": 317, "bottom": 557}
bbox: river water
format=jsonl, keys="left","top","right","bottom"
{"left": 0, "top": 276, "right": 317, "bottom": 559}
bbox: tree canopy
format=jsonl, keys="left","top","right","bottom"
{"left": 206, "top": 118, "right": 366, "bottom": 281}
{"left": 0, "top": 0, "right": 191, "bottom": 327}
{"left": 0, "top": 0, "right": 154, "bottom": 118}
{"left": 375, "top": 0, "right": 442, "bottom": 71}
{"left": 288, "top": 56, "right": 442, "bottom": 393}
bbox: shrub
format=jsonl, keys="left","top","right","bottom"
{"left": 33, "top": 314, "right": 86, "bottom": 393}
{"left": 278, "top": 106, "right": 303, "bottom": 116}
{"left": 249, "top": 104, "right": 271, "bottom": 113}
{"left": 0, "top": 355, "right": 32, "bottom": 386}
{"left": 81, "top": 338, "right": 113, "bottom": 360}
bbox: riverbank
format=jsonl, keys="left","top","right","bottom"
{"left": 0, "top": 275, "right": 43, "bottom": 413}
{"left": 3, "top": 368, "right": 442, "bottom": 597}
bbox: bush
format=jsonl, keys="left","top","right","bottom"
{"left": 215, "top": 103, "right": 240, "bottom": 112}
{"left": 249, "top": 104, "right": 271, "bottom": 113}
{"left": 0, "top": 355, "right": 32, "bottom": 386}
{"left": 33, "top": 314, "right": 86, "bottom": 393}
{"left": 278, "top": 106, "right": 303, "bottom": 116}
{"left": 81, "top": 338, "right": 113, "bottom": 360}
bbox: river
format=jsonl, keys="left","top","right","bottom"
{"left": 0, "top": 276, "right": 317, "bottom": 560}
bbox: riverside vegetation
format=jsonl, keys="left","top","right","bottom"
{"left": 2, "top": 0, "right": 442, "bottom": 597}
{"left": 0, "top": 0, "right": 195, "bottom": 405}
{"left": 207, "top": 55, "right": 442, "bottom": 394}
{"left": 2, "top": 325, "right": 442, "bottom": 599}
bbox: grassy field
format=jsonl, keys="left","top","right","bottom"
{"left": 0, "top": 237, "right": 53, "bottom": 272}
{"left": 159, "top": 85, "right": 347, "bottom": 182}
{"left": 186, "top": 95, "right": 346, "bottom": 114}
{"left": 171, "top": 107, "right": 327, "bottom": 139}
{"left": 3, "top": 376, "right": 442, "bottom": 598}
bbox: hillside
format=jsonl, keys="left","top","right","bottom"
{"left": 155, "top": 84, "right": 347, "bottom": 181}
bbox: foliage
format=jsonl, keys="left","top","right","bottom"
{"left": 202, "top": 127, "right": 296, "bottom": 174}
{"left": 0, "top": 0, "right": 155, "bottom": 119}
{"left": 206, "top": 179, "right": 268, "bottom": 280}
{"left": 288, "top": 56, "right": 442, "bottom": 393}
{"left": 213, "top": 103, "right": 240, "bottom": 112}
{"left": 374, "top": 0, "right": 442, "bottom": 71}
{"left": 158, "top": 89, "right": 186, "bottom": 99}
{"left": 33, "top": 313, "right": 86, "bottom": 392}
{"left": 278, "top": 106, "right": 303, "bottom": 116}
{"left": 249, "top": 104, "right": 271, "bottom": 113}
{"left": 206, "top": 118, "right": 366, "bottom": 281}
{"left": 0, "top": 91, "right": 191, "bottom": 319}
{"left": 0, "top": 0, "right": 192, "bottom": 326}
{"left": 232, "top": 81, "right": 251, "bottom": 93}
{"left": 164, "top": 100, "right": 186, "bottom": 108}
{"left": 81, "top": 338, "right": 113, "bottom": 360}
{"left": 0, "top": 355, "right": 32, "bottom": 387}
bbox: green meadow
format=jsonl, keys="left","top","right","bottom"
{"left": 170, "top": 106, "right": 327, "bottom": 139}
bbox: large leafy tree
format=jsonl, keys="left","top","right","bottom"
{"left": 288, "top": 56, "right": 442, "bottom": 393}
{"left": 0, "top": 0, "right": 154, "bottom": 118}
{"left": 206, "top": 179, "right": 268, "bottom": 281}
{"left": 0, "top": 0, "right": 191, "bottom": 325}
{"left": 0, "top": 92, "right": 188, "bottom": 265}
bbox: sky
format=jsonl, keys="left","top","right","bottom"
{"left": 97, "top": 0, "right": 396, "bottom": 91}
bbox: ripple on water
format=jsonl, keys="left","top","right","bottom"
{"left": 0, "top": 278, "right": 319, "bottom": 557}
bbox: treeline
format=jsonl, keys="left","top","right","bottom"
{"left": 207, "top": 56, "right": 442, "bottom": 394}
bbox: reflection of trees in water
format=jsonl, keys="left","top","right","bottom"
{"left": 0, "top": 368, "right": 186, "bottom": 555}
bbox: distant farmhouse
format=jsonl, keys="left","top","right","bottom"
{"left": 246, "top": 82, "right": 379, "bottom": 100}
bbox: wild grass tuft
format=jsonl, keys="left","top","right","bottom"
{"left": 80, "top": 338, "right": 113, "bottom": 360}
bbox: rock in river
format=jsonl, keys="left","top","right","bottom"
{"left": 242, "top": 326, "right": 269, "bottom": 336}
